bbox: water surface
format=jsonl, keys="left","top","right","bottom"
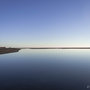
{"left": 0, "top": 49, "right": 90, "bottom": 90}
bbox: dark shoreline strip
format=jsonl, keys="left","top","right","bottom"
{"left": 19, "top": 47, "right": 90, "bottom": 49}
{"left": 0, "top": 48, "right": 20, "bottom": 54}
{"left": 27, "top": 47, "right": 90, "bottom": 49}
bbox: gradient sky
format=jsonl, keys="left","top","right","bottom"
{"left": 0, "top": 0, "right": 90, "bottom": 47}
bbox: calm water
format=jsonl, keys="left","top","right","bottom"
{"left": 0, "top": 49, "right": 90, "bottom": 90}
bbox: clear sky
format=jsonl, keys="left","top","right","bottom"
{"left": 0, "top": 0, "right": 90, "bottom": 47}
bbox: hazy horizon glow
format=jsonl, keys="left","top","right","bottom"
{"left": 0, "top": 0, "right": 90, "bottom": 47}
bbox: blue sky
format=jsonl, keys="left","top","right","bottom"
{"left": 0, "top": 0, "right": 90, "bottom": 47}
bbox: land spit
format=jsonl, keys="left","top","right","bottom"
{"left": 0, "top": 47, "right": 20, "bottom": 54}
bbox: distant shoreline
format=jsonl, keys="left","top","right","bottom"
{"left": 1, "top": 47, "right": 90, "bottom": 49}
{"left": 1, "top": 47, "right": 90, "bottom": 54}
{"left": 20, "top": 47, "right": 90, "bottom": 49}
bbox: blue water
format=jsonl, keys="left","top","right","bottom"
{"left": 0, "top": 49, "right": 90, "bottom": 90}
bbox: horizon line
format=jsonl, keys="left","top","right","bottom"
{"left": 2, "top": 46, "right": 90, "bottom": 49}
{"left": 12, "top": 46, "right": 90, "bottom": 49}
